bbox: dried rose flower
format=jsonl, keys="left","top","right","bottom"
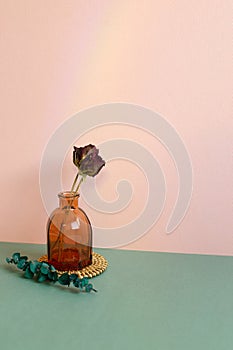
{"left": 71, "top": 144, "right": 105, "bottom": 193}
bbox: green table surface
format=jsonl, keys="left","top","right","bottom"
{"left": 0, "top": 242, "right": 232, "bottom": 350}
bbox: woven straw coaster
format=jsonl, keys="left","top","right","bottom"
{"left": 38, "top": 252, "right": 108, "bottom": 279}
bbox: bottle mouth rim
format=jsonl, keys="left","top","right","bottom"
{"left": 58, "top": 191, "right": 80, "bottom": 198}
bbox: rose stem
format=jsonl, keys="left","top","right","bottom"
{"left": 71, "top": 172, "right": 79, "bottom": 192}
{"left": 74, "top": 176, "right": 84, "bottom": 194}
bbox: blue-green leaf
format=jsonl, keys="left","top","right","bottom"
{"left": 17, "top": 259, "right": 26, "bottom": 269}
{"left": 49, "top": 265, "right": 56, "bottom": 272}
{"left": 79, "top": 278, "right": 89, "bottom": 288}
{"left": 37, "top": 273, "right": 47, "bottom": 283}
{"left": 6, "top": 257, "right": 12, "bottom": 263}
{"left": 19, "top": 256, "right": 28, "bottom": 261}
{"left": 47, "top": 270, "right": 53, "bottom": 280}
{"left": 69, "top": 274, "right": 78, "bottom": 282}
{"left": 52, "top": 271, "right": 58, "bottom": 282}
{"left": 24, "top": 267, "right": 34, "bottom": 279}
{"left": 29, "top": 261, "right": 40, "bottom": 274}
{"left": 73, "top": 279, "right": 80, "bottom": 288}
{"left": 58, "top": 273, "right": 70, "bottom": 286}
{"left": 22, "top": 262, "right": 29, "bottom": 271}
{"left": 85, "top": 284, "right": 93, "bottom": 293}
{"left": 48, "top": 270, "right": 58, "bottom": 282}
{"left": 12, "top": 253, "right": 20, "bottom": 264}
{"left": 40, "top": 263, "right": 49, "bottom": 275}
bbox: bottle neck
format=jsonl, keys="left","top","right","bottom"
{"left": 58, "top": 191, "right": 79, "bottom": 209}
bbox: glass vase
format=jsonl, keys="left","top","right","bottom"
{"left": 47, "top": 191, "right": 92, "bottom": 271}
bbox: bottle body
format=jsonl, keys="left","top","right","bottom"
{"left": 47, "top": 192, "right": 92, "bottom": 271}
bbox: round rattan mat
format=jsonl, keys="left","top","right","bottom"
{"left": 38, "top": 252, "right": 108, "bottom": 279}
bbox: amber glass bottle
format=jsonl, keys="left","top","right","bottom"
{"left": 47, "top": 191, "right": 92, "bottom": 271}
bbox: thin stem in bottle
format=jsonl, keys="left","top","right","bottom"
{"left": 71, "top": 172, "right": 80, "bottom": 192}
{"left": 74, "top": 176, "right": 84, "bottom": 194}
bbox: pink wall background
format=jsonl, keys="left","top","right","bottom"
{"left": 0, "top": 1, "right": 232, "bottom": 255}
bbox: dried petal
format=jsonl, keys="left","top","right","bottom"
{"left": 73, "top": 144, "right": 95, "bottom": 168}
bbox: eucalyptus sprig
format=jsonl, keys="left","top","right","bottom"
{"left": 6, "top": 252, "right": 97, "bottom": 293}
